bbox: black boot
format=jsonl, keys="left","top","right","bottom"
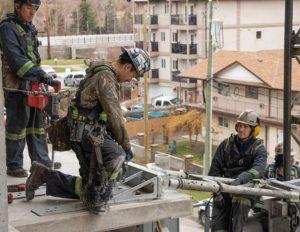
{"left": 25, "top": 161, "right": 49, "bottom": 200}
{"left": 7, "top": 167, "right": 28, "bottom": 177}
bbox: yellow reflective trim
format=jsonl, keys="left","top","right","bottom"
{"left": 232, "top": 197, "right": 251, "bottom": 207}
{"left": 75, "top": 176, "right": 82, "bottom": 197}
{"left": 248, "top": 168, "right": 260, "bottom": 178}
{"left": 6, "top": 130, "right": 26, "bottom": 140}
{"left": 26, "top": 127, "right": 45, "bottom": 135}
{"left": 70, "top": 102, "right": 78, "bottom": 119}
{"left": 17, "top": 60, "right": 35, "bottom": 77}
{"left": 99, "top": 112, "right": 107, "bottom": 122}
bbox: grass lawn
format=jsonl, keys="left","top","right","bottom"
{"left": 41, "top": 59, "right": 85, "bottom": 66}
{"left": 54, "top": 67, "right": 66, "bottom": 73}
{"left": 177, "top": 189, "right": 211, "bottom": 203}
{"left": 158, "top": 139, "right": 218, "bottom": 165}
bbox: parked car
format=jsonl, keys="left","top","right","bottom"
{"left": 64, "top": 71, "right": 85, "bottom": 87}
{"left": 152, "top": 96, "right": 181, "bottom": 108}
{"left": 41, "top": 65, "right": 57, "bottom": 79}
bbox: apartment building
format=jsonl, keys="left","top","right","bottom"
{"left": 133, "top": 0, "right": 300, "bottom": 101}
{"left": 180, "top": 50, "right": 300, "bottom": 159}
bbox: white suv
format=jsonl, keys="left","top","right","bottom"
{"left": 64, "top": 72, "right": 85, "bottom": 87}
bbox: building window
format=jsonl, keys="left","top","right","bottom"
{"left": 165, "top": 4, "right": 170, "bottom": 14}
{"left": 172, "top": 60, "right": 178, "bottom": 70}
{"left": 245, "top": 86, "right": 258, "bottom": 99}
{"left": 218, "top": 117, "right": 229, "bottom": 128}
{"left": 161, "top": 32, "right": 166, "bottom": 42}
{"left": 218, "top": 83, "right": 230, "bottom": 96}
{"left": 256, "top": 31, "right": 262, "bottom": 39}
{"left": 172, "top": 32, "right": 178, "bottom": 43}
{"left": 161, "top": 58, "right": 166, "bottom": 68}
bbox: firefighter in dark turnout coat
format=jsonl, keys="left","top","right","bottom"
{"left": 25, "top": 48, "right": 151, "bottom": 214}
{"left": 208, "top": 109, "right": 267, "bottom": 232}
{"left": 0, "top": 0, "right": 61, "bottom": 177}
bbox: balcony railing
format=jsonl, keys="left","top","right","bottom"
{"left": 172, "top": 43, "right": 187, "bottom": 54}
{"left": 150, "top": 15, "right": 158, "bottom": 25}
{"left": 171, "top": 14, "right": 187, "bottom": 25}
{"left": 150, "top": 41, "right": 159, "bottom": 52}
{"left": 134, "top": 14, "right": 143, "bottom": 24}
{"left": 135, "top": 41, "right": 143, "bottom": 49}
{"left": 190, "top": 44, "right": 197, "bottom": 54}
{"left": 151, "top": 69, "right": 159, "bottom": 79}
{"left": 188, "top": 14, "right": 197, "bottom": 25}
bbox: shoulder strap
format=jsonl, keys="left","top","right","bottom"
{"left": 251, "top": 138, "right": 264, "bottom": 155}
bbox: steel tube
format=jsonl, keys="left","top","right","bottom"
{"left": 169, "top": 179, "right": 300, "bottom": 202}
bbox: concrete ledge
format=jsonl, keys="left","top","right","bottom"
{"left": 9, "top": 190, "right": 192, "bottom": 232}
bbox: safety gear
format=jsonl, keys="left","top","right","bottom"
{"left": 214, "top": 193, "right": 225, "bottom": 208}
{"left": 7, "top": 167, "right": 28, "bottom": 177}
{"left": 1, "top": 14, "right": 42, "bottom": 91}
{"left": 15, "top": 0, "right": 41, "bottom": 7}
{"left": 274, "top": 142, "right": 294, "bottom": 155}
{"left": 230, "top": 178, "right": 242, "bottom": 186}
{"left": 26, "top": 161, "right": 49, "bottom": 200}
{"left": 235, "top": 109, "right": 261, "bottom": 136}
{"left": 121, "top": 47, "right": 150, "bottom": 78}
{"left": 275, "top": 142, "right": 284, "bottom": 155}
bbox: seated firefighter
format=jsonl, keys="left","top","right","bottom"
{"left": 25, "top": 47, "right": 151, "bottom": 214}
{"left": 208, "top": 109, "right": 267, "bottom": 232}
{"left": 265, "top": 142, "right": 298, "bottom": 180}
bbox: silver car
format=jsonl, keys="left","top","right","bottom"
{"left": 64, "top": 72, "right": 85, "bottom": 87}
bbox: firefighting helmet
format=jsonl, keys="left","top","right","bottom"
{"left": 275, "top": 142, "right": 294, "bottom": 155}
{"left": 121, "top": 47, "right": 150, "bottom": 78}
{"left": 15, "top": 0, "right": 41, "bottom": 8}
{"left": 235, "top": 109, "right": 261, "bottom": 136}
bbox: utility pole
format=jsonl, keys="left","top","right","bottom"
{"left": 143, "top": 3, "right": 150, "bottom": 163}
{"left": 283, "top": 0, "right": 293, "bottom": 181}
{"left": 0, "top": 55, "right": 8, "bottom": 232}
{"left": 204, "top": 0, "right": 213, "bottom": 175}
{"left": 45, "top": 0, "right": 51, "bottom": 59}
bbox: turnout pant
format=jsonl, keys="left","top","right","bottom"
{"left": 45, "top": 132, "right": 125, "bottom": 200}
{"left": 5, "top": 92, "right": 51, "bottom": 169}
{"left": 211, "top": 193, "right": 258, "bottom": 232}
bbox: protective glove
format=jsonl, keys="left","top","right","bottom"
{"left": 213, "top": 193, "right": 225, "bottom": 208}
{"left": 42, "top": 73, "right": 61, "bottom": 92}
{"left": 125, "top": 149, "right": 133, "bottom": 162}
{"left": 230, "top": 178, "right": 242, "bottom": 186}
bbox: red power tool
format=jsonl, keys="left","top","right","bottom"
{"left": 27, "top": 83, "right": 49, "bottom": 110}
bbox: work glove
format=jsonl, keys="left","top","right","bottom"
{"left": 231, "top": 171, "right": 254, "bottom": 186}
{"left": 42, "top": 73, "right": 61, "bottom": 92}
{"left": 125, "top": 149, "right": 134, "bottom": 162}
{"left": 230, "top": 178, "right": 242, "bottom": 186}
{"left": 213, "top": 193, "right": 225, "bottom": 208}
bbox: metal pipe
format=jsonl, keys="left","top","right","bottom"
{"left": 169, "top": 179, "right": 300, "bottom": 202}
{"left": 283, "top": 0, "right": 293, "bottom": 181}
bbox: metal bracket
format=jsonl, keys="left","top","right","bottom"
{"left": 31, "top": 162, "right": 163, "bottom": 216}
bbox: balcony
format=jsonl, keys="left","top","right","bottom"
{"left": 150, "top": 41, "right": 159, "bottom": 52}
{"left": 171, "top": 15, "right": 182, "bottom": 25}
{"left": 150, "top": 15, "right": 158, "bottom": 25}
{"left": 188, "top": 15, "right": 197, "bottom": 25}
{"left": 134, "top": 15, "right": 143, "bottom": 24}
{"left": 172, "top": 43, "right": 187, "bottom": 54}
{"left": 151, "top": 69, "right": 159, "bottom": 79}
{"left": 135, "top": 41, "right": 143, "bottom": 49}
{"left": 190, "top": 44, "right": 197, "bottom": 54}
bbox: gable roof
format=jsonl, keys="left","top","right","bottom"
{"left": 179, "top": 50, "right": 300, "bottom": 91}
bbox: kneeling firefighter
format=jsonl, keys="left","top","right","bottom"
{"left": 25, "top": 47, "right": 150, "bottom": 214}
{"left": 208, "top": 109, "right": 267, "bottom": 232}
